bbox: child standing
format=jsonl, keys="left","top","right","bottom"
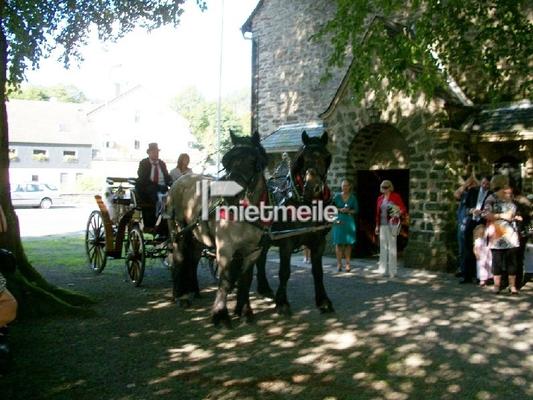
{"left": 473, "top": 224, "right": 493, "bottom": 286}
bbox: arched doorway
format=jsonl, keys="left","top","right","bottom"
{"left": 345, "top": 124, "right": 410, "bottom": 256}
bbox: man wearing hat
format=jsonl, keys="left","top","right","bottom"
{"left": 135, "top": 143, "right": 172, "bottom": 229}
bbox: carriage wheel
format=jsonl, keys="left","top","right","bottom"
{"left": 85, "top": 210, "right": 108, "bottom": 273}
{"left": 125, "top": 226, "right": 146, "bottom": 287}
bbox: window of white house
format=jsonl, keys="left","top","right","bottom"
{"left": 105, "top": 141, "right": 115, "bottom": 148}
{"left": 134, "top": 110, "right": 141, "bottom": 123}
{"left": 60, "top": 173, "right": 68, "bottom": 184}
{"left": 32, "top": 149, "right": 49, "bottom": 161}
{"left": 31, "top": 175, "right": 38, "bottom": 182}
{"left": 134, "top": 140, "right": 140, "bottom": 149}
{"left": 63, "top": 150, "right": 78, "bottom": 163}
{"left": 8, "top": 148, "right": 18, "bottom": 161}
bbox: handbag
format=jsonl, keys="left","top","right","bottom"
{"left": 390, "top": 220, "right": 402, "bottom": 236}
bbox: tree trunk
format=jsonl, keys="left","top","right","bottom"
{"left": 0, "top": 10, "right": 95, "bottom": 318}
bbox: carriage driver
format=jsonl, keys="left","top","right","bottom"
{"left": 135, "top": 143, "right": 172, "bottom": 230}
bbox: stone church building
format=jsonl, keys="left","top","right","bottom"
{"left": 241, "top": 0, "right": 533, "bottom": 271}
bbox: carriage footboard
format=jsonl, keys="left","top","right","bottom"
{"left": 94, "top": 195, "right": 116, "bottom": 253}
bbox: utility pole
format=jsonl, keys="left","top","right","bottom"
{"left": 215, "top": 0, "right": 225, "bottom": 177}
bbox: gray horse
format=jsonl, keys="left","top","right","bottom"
{"left": 167, "top": 131, "right": 269, "bottom": 327}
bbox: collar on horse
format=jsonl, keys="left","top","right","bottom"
{"left": 290, "top": 172, "right": 332, "bottom": 204}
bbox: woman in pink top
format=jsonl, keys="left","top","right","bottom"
{"left": 375, "top": 180, "right": 407, "bottom": 278}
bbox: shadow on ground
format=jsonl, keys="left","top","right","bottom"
{"left": 2, "top": 236, "right": 532, "bottom": 399}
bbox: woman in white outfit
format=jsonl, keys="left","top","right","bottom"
{"left": 374, "top": 180, "right": 407, "bottom": 278}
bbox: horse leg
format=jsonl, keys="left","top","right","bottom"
{"left": 235, "top": 247, "right": 263, "bottom": 323}
{"left": 211, "top": 250, "right": 233, "bottom": 328}
{"left": 255, "top": 246, "right": 274, "bottom": 298}
{"left": 171, "top": 232, "right": 192, "bottom": 307}
{"left": 191, "top": 242, "right": 203, "bottom": 298}
{"left": 310, "top": 239, "right": 334, "bottom": 313}
{"left": 275, "top": 244, "right": 292, "bottom": 316}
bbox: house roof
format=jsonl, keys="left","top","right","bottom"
{"left": 87, "top": 84, "right": 142, "bottom": 116}
{"left": 463, "top": 100, "right": 533, "bottom": 141}
{"left": 7, "top": 99, "right": 93, "bottom": 145}
{"left": 261, "top": 122, "right": 325, "bottom": 153}
{"left": 241, "top": 0, "right": 264, "bottom": 35}
{"left": 469, "top": 100, "right": 533, "bottom": 134}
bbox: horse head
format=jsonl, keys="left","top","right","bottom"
{"left": 221, "top": 130, "right": 268, "bottom": 192}
{"left": 291, "top": 130, "right": 331, "bottom": 203}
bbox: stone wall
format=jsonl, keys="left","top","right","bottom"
{"left": 250, "top": 0, "right": 346, "bottom": 136}
{"left": 323, "top": 89, "right": 470, "bottom": 271}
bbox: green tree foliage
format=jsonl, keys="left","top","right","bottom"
{"left": 10, "top": 84, "right": 88, "bottom": 102}
{"left": 171, "top": 87, "right": 251, "bottom": 163}
{"left": 315, "top": 0, "right": 532, "bottom": 104}
{"left": 0, "top": 0, "right": 207, "bottom": 317}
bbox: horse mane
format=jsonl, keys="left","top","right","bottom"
{"left": 222, "top": 130, "right": 268, "bottom": 173}
{"left": 290, "top": 130, "right": 331, "bottom": 178}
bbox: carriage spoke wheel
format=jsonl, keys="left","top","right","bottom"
{"left": 85, "top": 211, "right": 108, "bottom": 273}
{"left": 125, "top": 226, "right": 145, "bottom": 287}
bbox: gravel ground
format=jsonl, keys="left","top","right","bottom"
{"left": 2, "top": 244, "right": 533, "bottom": 400}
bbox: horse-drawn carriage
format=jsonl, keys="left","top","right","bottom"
{"left": 85, "top": 176, "right": 219, "bottom": 286}
{"left": 86, "top": 129, "right": 335, "bottom": 327}
{"left": 84, "top": 177, "right": 171, "bottom": 286}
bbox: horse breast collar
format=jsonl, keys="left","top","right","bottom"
{"left": 290, "top": 171, "right": 331, "bottom": 204}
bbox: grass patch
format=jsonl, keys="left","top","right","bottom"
{"left": 23, "top": 234, "right": 87, "bottom": 271}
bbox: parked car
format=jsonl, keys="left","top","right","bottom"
{"left": 11, "top": 182, "right": 62, "bottom": 209}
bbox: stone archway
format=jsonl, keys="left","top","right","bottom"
{"left": 343, "top": 123, "right": 411, "bottom": 256}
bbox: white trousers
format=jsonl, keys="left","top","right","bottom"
{"left": 379, "top": 225, "right": 397, "bottom": 277}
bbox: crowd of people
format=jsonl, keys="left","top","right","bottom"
{"left": 329, "top": 178, "right": 407, "bottom": 278}
{"left": 455, "top": 173, "right": 531, "bottom": 294}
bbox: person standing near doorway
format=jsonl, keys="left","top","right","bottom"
{"left": 461, "top": 176, "right": 491, "bottom": 283}
{"left": 332, "top": 180, "right": 359, "bottom": 272}
{"left": 375, "top": 180, "right": 406, "bottom": 278}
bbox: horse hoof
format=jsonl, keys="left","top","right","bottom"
{"left": 212, "top": 309, "right": 232, "bottom": 328}
{"left": 178, "top": 298, "right": 192, "bottom": 308}
{"left": 238, "top": 304, "right": 255, "bottom": 324}
{"left": 258, "top": 289, "right": 275, "bottom": 299}
{"left": 319, "top": 301, "right": 334, "bottom": 314}
{"left": 275, "top": 304, "right": 292, "bottom": 317}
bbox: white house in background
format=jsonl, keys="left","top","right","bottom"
{"left": 7, "top": 99, "right": 93, "bottom": 189}
{"left": 87, "top": 84, "right": 201, "bottom": 178}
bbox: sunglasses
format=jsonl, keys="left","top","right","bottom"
{"left": 381, "top": 185, "right": 390, "bottom": 189}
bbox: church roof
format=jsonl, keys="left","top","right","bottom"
{"left": 261, "top": 122, "right": 325, "bottom": 153}
{"left": 468, "top": 100, "right": 533, "bottom": 135}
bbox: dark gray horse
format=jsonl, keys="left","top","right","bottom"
{"left": 167, "top": 131, "right": 269, "bottom": 327}
{"left": 255, "top": 130, "right": 334, "bottom": 315}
